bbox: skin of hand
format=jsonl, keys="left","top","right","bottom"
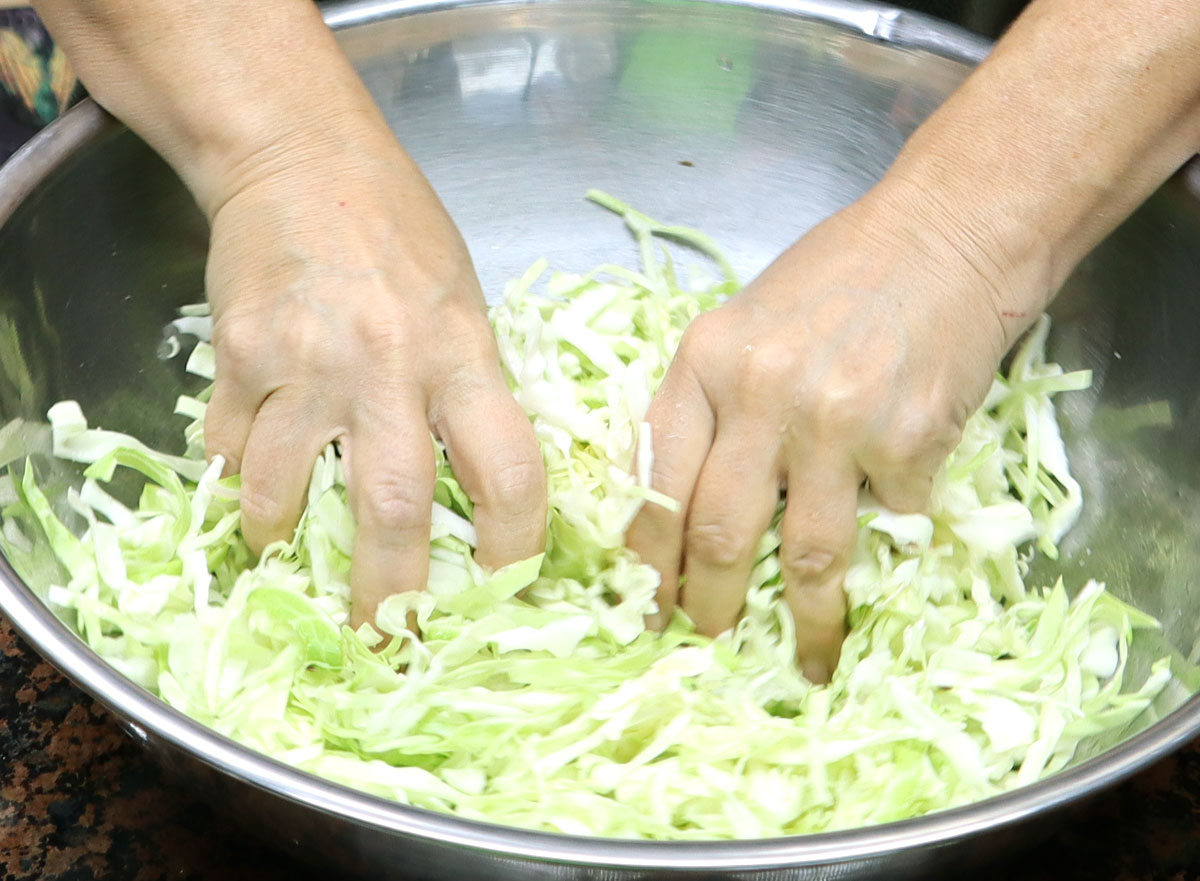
{"left": 627, "top": 192, "right": 1008, "bottom": 684}
{"left": 204, "top": 139, "right": 547, "bottom": 629}
{"left": 629, "top": 0, "right": 1200, "bottom": 682}
{"left": 31, "top": 0, "right": 547, "bottom": 627}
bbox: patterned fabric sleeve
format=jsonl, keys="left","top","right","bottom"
{"left": 0, "top": 7, "right": 80, "bottom": 161}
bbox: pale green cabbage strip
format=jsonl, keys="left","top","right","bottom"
{"left": 3, "top": 194, "right": 1169, "bottom": 839}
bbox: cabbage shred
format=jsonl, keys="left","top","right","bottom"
{"left": 4, "top": 194, "right": 1169, "bottom": 839}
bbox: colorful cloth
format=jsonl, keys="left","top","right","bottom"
{"left": 0, "top": 8, "right": 79, "bottom": 161}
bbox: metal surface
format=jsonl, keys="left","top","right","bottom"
{"left": 1, "top": 1, "right": 1200, "bottom": 878}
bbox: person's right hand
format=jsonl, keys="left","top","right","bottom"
{"left": 201, "top": 129, "right": 547, "bottom": 629}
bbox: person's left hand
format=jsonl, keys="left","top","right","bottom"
{"left": 627, "top": 187, "right": 1020, "bottom": 682}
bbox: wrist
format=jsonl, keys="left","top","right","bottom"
{"left": 203, "top": 125, "right": 477, "bottom": 321}
{"left": 851, "top": 172, "right": 1054, "bottom": 354}
{"left": 852, "top": 0, "right": 1200, "bottom": 358}
{"left": 182, "top": 102, "right": 402, "bottom": 220}
{"left": 32, "top": 0, "right": 400, "bottom": 218}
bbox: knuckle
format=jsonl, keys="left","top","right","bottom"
{"left": 738, "top": 341, "right": 793, "bottom": 391}
{"left": 212, "top": 317, "right": 264, "bottom": 376}
{"left": 873, "top": 473, "right": 933, "bottom": 514}
{"left": 277, "top": 314, "right": 330, "bottom": 365}
{"left": 881, "top": 409, "right": 959, "bottom": 467}
{"left": 686, "top": 520, "right": 754, "bottom": 570}
{"left": 480, "top": 453, "right": 546, "bottom": 515}
{"left": 356, "top": 472, "right": 430, "bottom": 534}
{"left": 429, "top": 366, "right": 499, "bottom": 422}
{"left": 680, "top": 311, "right": 718, "bottom": 346}
{"left": 805, "top": 376, "right": 868, "bottom": 432}
{"left": 780, "top": 545, "right": 839, "bottom": 583}
{"left": 780, "top": 503, "right": 856, "bottom": 581}
{"left": 238, "top": 483, "right": 290, "bottom": 532}
{"left": 675, "top": 313, "right": 723, "bottom": 366}
{"left": 352, "top": 315, "right": 411, "bottom": 361}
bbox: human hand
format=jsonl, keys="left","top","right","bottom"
{"left": 22, "top": 0, "right": 549, "bottom": 627}
{"left": 202, "top": 135, "right": 546, "bottom": 628}
{"left": 627, "top": 188, "right": 1019, "bottom": 682}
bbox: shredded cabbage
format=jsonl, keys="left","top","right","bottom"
{"left": 2, "top": 193, "right": 1169, "bottom": 839}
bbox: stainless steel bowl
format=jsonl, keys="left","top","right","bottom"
{"left": 2, "top": 1, "right": 1200, "bottom": 878}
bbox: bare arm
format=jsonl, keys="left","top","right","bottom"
{"left": 882, "top": 0, "right": 1200, "bottom": 345}
{"left": 30, "top": 0, "right": 396, "bottom": 215}
{"left": 630, "top": 0, "right": 1200, "bottom": 681}
{"left": 31, "top": 0, "right": 547, "bottom": 627}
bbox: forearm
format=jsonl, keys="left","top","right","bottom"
{"left": 29, "top": 0, "right": 403, "bottom": 217}
{"left": 868, "top": 0, "right": 1200, "bottom": 347}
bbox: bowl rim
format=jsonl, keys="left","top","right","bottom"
{"left": 1, "top": 0, "right": 1198, "bottom": 870}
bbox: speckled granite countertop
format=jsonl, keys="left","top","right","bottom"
{"left": 3, "top": 614, "right": 1199, "bottom": 881}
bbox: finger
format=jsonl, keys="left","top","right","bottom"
{"left": 437, "top": 382, "right": 547, "bottom": 570}
{"left": 238, "top": 391, "right": 332, "bottom": 554}
{"left": 779, "top": 457, "right": 861, "bottom": 684}
{"left": 625, "top": 365, "right": 714, "bottom": 630}
{"left": 679, "top": 425, "right": 781, "bottom": 638}
{"left": 203, "top": 377, "right": 257, "bottom": 477}
{"left": 343, "top": 394, "right": 437, "bottom": 630}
